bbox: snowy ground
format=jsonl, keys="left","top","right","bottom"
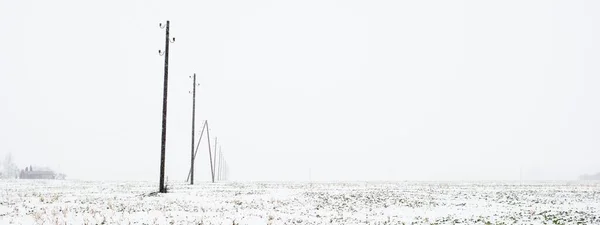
{"left": 1, "top": 180, "right": 599, "bottom": 225}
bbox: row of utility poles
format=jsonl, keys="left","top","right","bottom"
{"left": 185, "top": 117, "right": 230, "bottom": 185}
{"left": 157, "top": 21, "right": 229, "bottom": 193}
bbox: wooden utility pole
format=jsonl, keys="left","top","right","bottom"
{"left": 158, "top": 20, "right": 175, "bottom": 193}
{"left": 190, "top": 73, "right": 197, "bottom": 185}
{"left": 206, "top": 122, "right": 215, "bottom": 183}
{"left": 213, "top": 137, "right": 218, "bottom": 182}
{"left": 187, "top": 120, "right": 207, "bottom": 182}
{"left": 223, "top": 160, "right": 226, "bottom": 181}
{"left": 217, "top": 148, "right": 223, "bottom": 181}
{"left": 224, "top": 160, "right": 228, "bottom": 181}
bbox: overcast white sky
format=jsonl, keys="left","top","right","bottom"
{"left": 1, "top": 0, "right": 599, "bottom": 182}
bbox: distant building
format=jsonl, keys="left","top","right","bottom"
{"left": 20, "top": 170, "right": 55, "bottom": 179}
{"left": 19, "top": 166, "right": 65, "bottom": 180}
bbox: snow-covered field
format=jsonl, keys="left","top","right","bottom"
{"left": 1, "top": 180, "right": 599, "bottom": 225}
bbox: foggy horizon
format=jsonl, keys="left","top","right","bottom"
{"left": 1, "top": 0, "right": 599, "bottom": 182}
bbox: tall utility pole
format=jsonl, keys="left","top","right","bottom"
{"left": 158, "top": 20, "right": 175, "bottom": 193}
{"left": 190, "top": 73, "right": 197, "bottom": 185}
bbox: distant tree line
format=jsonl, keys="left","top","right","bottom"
{"left": 0, "top": 153, "right": 19, "bottom": 179}
{"left": 579, "top": 173, "right": 600, "bottom": 181}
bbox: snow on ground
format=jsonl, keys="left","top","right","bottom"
{"left": 1, "top": 180, "right": 599, "bottom": 224}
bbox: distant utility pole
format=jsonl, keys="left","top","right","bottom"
{"left": 206, "top": 123, "right": 215, "bottom": 183}
{"left": 186, "top": 120, "right": 207, "bottom": 183}
{"left": 213, "top": 137, "right": 218, "bottom": 182}
{"left": 224, "top": 159, "right": 228, "bottom": 181}
{"left": 226, "top": 160, "right": 229, "bottom": 181}
{"left": 519, "top": 166, "right": 523, "bottom": 184}
{"left": 221, "top": 159, "right": 226, "bottom": 181}
{"left": 217, "top": 148, "right": 223, "bottom": 181}
{"left": 158, "top": 20, "right": 175, "bottom": 193}
{"left": 190, "top": 73, "right": 198, "bottom": 185}
{"left": 219, "top": 148, "right": 223, "bottom": 181}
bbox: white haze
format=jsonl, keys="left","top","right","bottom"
{"left": 1, "top": 0, "right": 599, "bottom": 181}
